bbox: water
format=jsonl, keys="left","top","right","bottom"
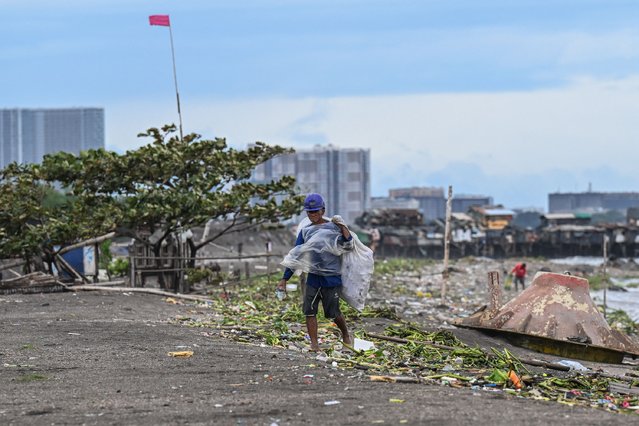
{"left": 591, "top": 277, "right": 639, "bottom": 321}
{"left": 549, "top": 257, "right": 639, "bottom": 321}
{"left": 551, "top": 256, "right": 605, "bottom": 267}
{"left": 550, "top": 256, "right": 639, "bottom": 267}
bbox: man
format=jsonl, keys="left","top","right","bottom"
{"left": 277, "top": 193, "right": 353, "bottom": 352}
{"left": 510, "top": 262, "right": 527, "bottom": 291}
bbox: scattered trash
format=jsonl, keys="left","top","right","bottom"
{"left": 324, "top": 400, "right": 340, "bottom": 406}
{"left": 556, "top": 360, "right": 588, "bottom": 371}
{"left": 176, "top": 258, "right": 639, "bottom": 415}
{"left": 440, "top": 376, "right": 458, "bottom": 385}
{"left": 369, "top": 375, "right": 420, "bottom": 384}
{"left": 275, "top": 288, "right": 286, "bottom": 301}
{"left": 353, "top": 338, "right": 375, "bottom": 351}
{"left": 168, "top": 351, "right": 194, "bottom": 358}
{"left": 389, "top": 398, "right": 404, "bottom": 403}
{"left": 508, "top": 370, "right": 523, "bottom": 389}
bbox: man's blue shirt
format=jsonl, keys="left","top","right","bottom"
{"left": 283, "top": 222, "right": 353, "bottom": 288}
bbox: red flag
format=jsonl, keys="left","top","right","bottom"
{"left": 149, "top": 15, "right": 170, "bottom": 26}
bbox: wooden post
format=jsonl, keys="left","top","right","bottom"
{"left": 603, "top": 233, "right": 609, "bottom": 319}
{"left": 94, "top": 243, "right": 100, "bottom": 283}
{"left": 487, "top": 271, "right": 502, "bottom": 318}
{"left": 130, "top": 255, "right": 136, "bottom": 288}
{"left": 442, "top": 185, "right": 453, "bottom": 299}
{"left": 266, "top": 239, "right": 272, "bottom": 287}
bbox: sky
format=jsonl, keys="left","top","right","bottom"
{"left": 2, "top": 0, "right": 639, "bottom": 211}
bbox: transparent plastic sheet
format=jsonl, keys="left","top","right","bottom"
{"left": 281, "top": 223, "right": 351, "bottom": 276}
{"left": 281, "top": 220, "right": 374, "bottom": 311}
{"left": 339, "top": 233, "right": 374, "bottom": 311}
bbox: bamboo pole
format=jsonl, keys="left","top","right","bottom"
{"left": 442, "top": 185, "right": 453, "bottom": 299}
{"left": 57, "top": 232, "right": 116, "bottom": 255}
{"left": 68, "top": 285, "right": 212, "bottom": 302}
{"left": 602, "top": 234, "right": 609, "bottom": 319}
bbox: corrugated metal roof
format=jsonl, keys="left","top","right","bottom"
{"left": 484, "top": 209, "right": 515, "bottom": 216}
{"left": 543, "top": 213, "right": 575, "bottom": 219}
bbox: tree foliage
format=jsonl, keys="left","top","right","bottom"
{"left": 0, "top": 163, "right": 113, "bottom": 269}
{"left": 0, "top": 124, "right": 304, "bottom": 275}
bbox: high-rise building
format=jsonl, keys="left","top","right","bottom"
{"left": 548, "top": 191, "right": 639, "bottom": 214}
{"left": 0, "top": 108, "right": 104, "bottom": 168}
{"left": 253, "top": 145, "right": 371, "bottom": 224}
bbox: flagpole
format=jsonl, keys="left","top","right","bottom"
{"left": 150, "top": 15, "right": 184, "bottom": 141}
{"left": 167, "top": 24, "right": 184, "bottom": 142}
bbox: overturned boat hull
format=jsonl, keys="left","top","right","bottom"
{"left": 455, "top": 271, "right": 639, "bottom": 364}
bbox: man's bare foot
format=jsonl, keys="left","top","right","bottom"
{"left": 343, "top": 333, "right": 353, "bottom": 346}
{"left": 309, "top": 343, "right": 321, "bottom": 352}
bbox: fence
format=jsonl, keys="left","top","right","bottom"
{"left": 128, "top": 252, "right": 285, "bottom": 293}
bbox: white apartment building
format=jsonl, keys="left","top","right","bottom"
{"left": 253, "top": 145, "right": 371, "bottom": 224}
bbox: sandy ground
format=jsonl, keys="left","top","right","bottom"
{"left": 1, "top": 282, "right": 635, "bottom": 426}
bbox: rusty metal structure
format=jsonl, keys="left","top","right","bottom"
{"left": 455, "top": 271, "right": 639, "bottom": 363}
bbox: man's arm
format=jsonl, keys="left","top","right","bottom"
{"left": 277, "top": 231, "right": 305, "bottom": 290}
{"left": 331, "top": 215, "right": 353, "bottom": 252}
{"left": 331, "top": 215, "right": 351, "bottom": 239}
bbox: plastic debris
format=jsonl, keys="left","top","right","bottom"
{"left": 556, "top": 360, "right": 589, "bottom": 371}
{"left": 178, "top": 257, "right": 639, "bottom": 415}
{"left": 275, "top": 288, "right": 286, "bottom": 301}
{"left": 508, "top": 370, "right": 523, "bottom": 389}
{"left": 353, "top": 338, "right": 375, "bottom": 351}
{"left": 168, "top": 351, "right": 194, "bottom": 358}
{"left": 324, "top": 400, "right": 341, "bottom": 406}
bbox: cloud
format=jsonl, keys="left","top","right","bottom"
{"left": 106, "top": 75, "right": 639, "bottom": 209}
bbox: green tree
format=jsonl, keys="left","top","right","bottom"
{"left": 40, "top": 124, "right": 303, "bottom": 290}
{"left": 0, "top": 163, "right": 115, "bottom": 273}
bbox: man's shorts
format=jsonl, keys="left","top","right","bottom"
{"left": 303, "top": 285, "right": 341, "bottom": 319}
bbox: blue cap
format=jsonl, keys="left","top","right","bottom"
{"left": 304, "top": 193, "right": 325, "bottom": 211}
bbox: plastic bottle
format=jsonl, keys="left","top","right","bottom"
{"left": 275, "top": 288, "right": 287, "bottom": 301}
{"left": 508, "top": 370, "right": 523, "bottom": 389}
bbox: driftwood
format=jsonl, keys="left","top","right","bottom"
{"left": 68, "top": 285, "right": 213, "bottom": 302}
{"left": 0, "top": 259, "right": 26, "bottom": 272}
{"left": 0, "top": 271, "right": 68, "bottom": 295}
{"left": 1, "top": 271, "right": 63, "bottom": 286}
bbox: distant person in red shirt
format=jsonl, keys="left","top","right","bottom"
{"left": 510, "top": 263, "right": 527, "bottom": 291}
